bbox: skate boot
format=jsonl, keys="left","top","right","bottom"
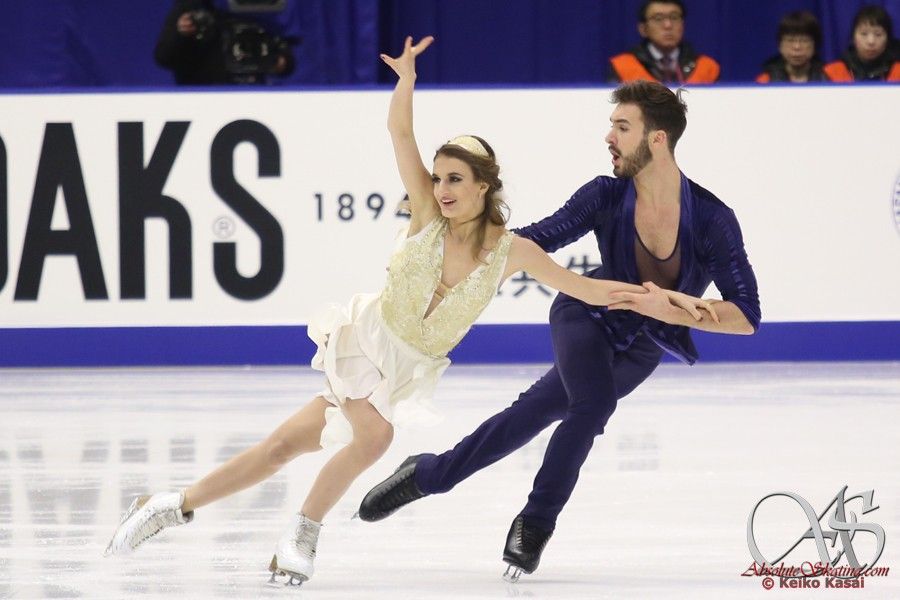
{"left": 267, "top": 513, "right": 322, "bottom": 587}
{"left": 357, "top": 454, "right": 428, "bottom": 522}
{"left": 501, "top": 515, "right": 553, "bottom": 583}
{"left": 104, "top": 491, "right": 193, "bottom": 556}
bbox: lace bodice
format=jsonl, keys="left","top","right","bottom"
{"left": 381, "top": 218, "right": 514, "bottom": 358}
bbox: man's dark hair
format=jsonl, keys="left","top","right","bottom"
{"left": 777, "top": 10, "right": 822, "bottom": 50}
{"left": 638, "top": 0, "right": 687, "bottom": 23}
{"left": 611, "top": 80, "right": 688, "bottom": 152}
{"left": 853, "top": 5, "right": 893, "bottom": 41}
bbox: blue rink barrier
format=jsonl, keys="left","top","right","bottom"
{"left": 0, "top": 321, "right": 898, "bottom": 367}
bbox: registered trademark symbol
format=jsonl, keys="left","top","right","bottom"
{"left": 213, "top": 217, "right": 235, "bottom": 239}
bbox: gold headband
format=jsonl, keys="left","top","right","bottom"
{"left": 446, "top": 135, "right": 489, "bottom": 158}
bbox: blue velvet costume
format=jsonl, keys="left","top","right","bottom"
{"left": 413, "top": 173, "right": 761, "bottom": 530}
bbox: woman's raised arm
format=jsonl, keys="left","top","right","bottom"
{"left": 381, "top": 36, "right": 437, "bottom": 234}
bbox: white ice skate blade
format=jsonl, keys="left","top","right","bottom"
{"left": 267, "top": 556, "right": 309, "bottom": 587}
{"left": 502, "top": 564, "right": 523, "bottom": 583}
{"left": 267, "top": 571, "right": 308, "bottom": 587}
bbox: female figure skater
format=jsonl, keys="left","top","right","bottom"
{"left": 104, "top": 36, "right": 715, "bottom": 586}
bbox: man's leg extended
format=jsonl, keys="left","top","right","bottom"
{"left": 415, "top": 366, "right": 569, "bottom": 494}
{"left": 357, "top": 358, "right": 570, "bottom": 522}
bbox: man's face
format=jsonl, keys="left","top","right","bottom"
{"left": 638, "top": 2, "right": 685, "bottom": 52}
{"left": 605, "top": 104, "right": 653, "bottom": 178}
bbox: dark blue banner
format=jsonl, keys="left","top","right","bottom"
{"left": 0, "top": 0, "right": 897, "bottom": 87}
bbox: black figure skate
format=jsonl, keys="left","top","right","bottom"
{"left": 502, "top": 515, "right": 553, "bottom": 583}
{"left": 357, "top": 454, "right": 427, "bottom": 521}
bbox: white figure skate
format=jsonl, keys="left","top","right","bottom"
{"left": 267, "top": 513, "right": 322, "bottom": 587}
{"left": 104, "top": 491, "right": 193, "bottom": 556}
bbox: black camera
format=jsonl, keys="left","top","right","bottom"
{"left": 221, "top": 19, "right": 294, "bottom": 81}
{"left": 180, "top": 4, "right": 296, "bottom": 83}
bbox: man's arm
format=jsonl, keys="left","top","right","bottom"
{"left": 679, "top": 300, "right": 759, "bottom": 335}
{"left": 513, "top": 176, "right": 613, "bottom": 253}
{"left": 665, "top": 298, "right": 754, "bottom": 334}
{"left": 700, "top": 206, "right": 761, "bottom": 333}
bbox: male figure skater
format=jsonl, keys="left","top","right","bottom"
{"left": 359, "top": 80, "right": 761, "bottom": 581}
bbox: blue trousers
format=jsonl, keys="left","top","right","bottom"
{"left": 415, "top": 297, "right": 663, "bottom": 530}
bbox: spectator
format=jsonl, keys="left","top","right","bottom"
{"left": 154, "top": 0, "right": 294, "bottom": 85}
{"left": 824, "top": 5, "right": 900, "bottom": 82}
{"left": 757, "top": 11, "right": 829, "bottom": 83}
{"left": 609, "top": 0, "right": 719, "bottom": 84}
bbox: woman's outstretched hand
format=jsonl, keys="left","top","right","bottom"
{"left": 660, "top": 287, "right": 720, "bottom": 323}
{"left": 380, "top": 35, "right": 434, "bottom": 79}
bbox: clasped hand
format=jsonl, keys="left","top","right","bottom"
{"left": 608, "top": 282, "right": 719, "bottom": 324}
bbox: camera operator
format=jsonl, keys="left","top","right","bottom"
{"left": 155, "top": 0, "right": 295, "bottom": 85}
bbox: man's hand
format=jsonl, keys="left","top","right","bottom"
{"left": 608, "top": 281, "right": 719, "bottom": 324}
{"left": 274, "top": 55, "right": 288, "bottom": 74}
{"left": 176, "top": 13, "right": 197, "bottom": 37}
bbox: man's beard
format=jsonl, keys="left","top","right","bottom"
{"left": 613, "top": 138, "right": 652, "bottom": 178}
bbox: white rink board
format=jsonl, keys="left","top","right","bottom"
{"left": 0, "top": 85, "right": 898, "bottom": 327}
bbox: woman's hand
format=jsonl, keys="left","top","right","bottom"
{"left": 661, "top": 287, "right": 720, "bottom": 323}
{"left": 380, "top": 36, "right": 434, "bottom": 79}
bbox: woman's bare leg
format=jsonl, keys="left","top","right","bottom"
{"left": 182, "top": 396, "right": 331, "bottom": 513}
{"left": 300, "top": 398, "right": 393, "bottom": 522}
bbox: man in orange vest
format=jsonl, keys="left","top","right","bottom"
{"left": 609, "top": 0, "right": 720, "bottom": 84}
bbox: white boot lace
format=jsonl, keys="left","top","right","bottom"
{"left": 293, "top": 516, "right": 321, "bottom": 559}
{"left": 131, "top": 509, "right": 172, "bottom": 548}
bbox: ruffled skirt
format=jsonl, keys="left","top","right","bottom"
{"left": 307, "top": 292, "right": 450, "bottom": 449}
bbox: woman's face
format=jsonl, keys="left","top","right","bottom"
{"left": 432, "top": 155, "right": 487, "bottom": 220}
{"left": 853, "top": 21, "right": 888, "bottom": 61}
{"left": 779, "top": 34, "right": 815, "bottom": 68}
